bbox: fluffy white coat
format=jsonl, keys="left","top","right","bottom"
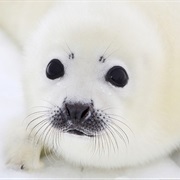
{"left": 1, "top": 1, "right": 180, "bottom": 172}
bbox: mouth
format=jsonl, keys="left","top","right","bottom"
{"left": 67, "top": 129, "right": 94, "bottom": 137}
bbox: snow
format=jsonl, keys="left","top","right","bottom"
{"left": 1, "top": 30, "right": 180, "bottom": 178}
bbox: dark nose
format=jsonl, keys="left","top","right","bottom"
{"left": 65, "top": 103, "right": 91, "bottom": 121}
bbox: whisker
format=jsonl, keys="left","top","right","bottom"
{"left": 25, "top": 111, "right": 49, "bottom": 120}
{"left": 28, "top": 118, "right": 49, "bottom": 138}
{"left": 107, "top": 115, "right": 134, "bottom": 135}
{"left": 40, "top": 99, "right": 57, "bottom": 107}
{"left": 26, "top": 114, "right": 48, "bottom": 130}
{"left": 24, "top": 111, "right": 49, "bottom": 120}
{"left": 49, "top": 128, "right": 61, "bottom": 161}
{"left": 100, "top": 124, "right": 109, "bottom": 156}
{"left": 105, "top": 48, "right": 119, "bottom": 60}
{"left": 108, "top": 123, "right": 127, "bottom": 148}
{"left": 43, "top": 125, "right": 58, "bottom": 163}
{"left": 104, "top": 129, "right": 111, "bottom": 156}
{"left": 102, "top": 42, "right": 113, "bottom": 57}
{"left": 105, "top": 113, "right": 127, "bottom": 122}
{"left": 105, "top": 125, "right": 118, "bottom": 153}
{"left": 90, "top": 132, "right": 98, "bottom": 158}
{"left": 56, "top": 129, "right": 62, "bottom": 151}
{"left": 104, "top": 128, "right": 112, "bottom": 156}
{"left": 43, "top": 127, "right": 53, "bottom": 165}
{"left": 99, "top": 106, "right": 123, "bottom": 112}
{"left": 106, "top": 113, "right": 126, "bottom": 119}
{"left": 42, "top": 124, "right": 53, "bottom": 147}
{"left": 97, "top": 133, "right": 101, "bottom": 156}
{"left": 29, "top": 106, "right": 51, "bottom": 110}
{"left": 99, "top": 132, "right": 104, "bottom": 156}
{"left": 65, "top": 41, "right": 73, "bottom": 54}
{"left": 37, "top": 122, "right": 52, "bottom": 145}
{"left": 53, "top": 128, "right": 59, "bottom": 151}
{"left": 34, "top": 121, "right": 50, "bottom": 142}
{"left": 110, "top": 121, "right": 129, "bottom": 144}
{"left": 61, "top": 46, "right": 70, "bottom": 56}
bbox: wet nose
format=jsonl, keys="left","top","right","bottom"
{"left": 65, "top": 103, "right": 91, "bottom": 121}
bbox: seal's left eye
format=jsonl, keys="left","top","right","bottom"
{"left": 105, "top": 66, "right": 129, "bottom": 87}
{"left": 46, "top": 59, "right": 64, "bottom": 80}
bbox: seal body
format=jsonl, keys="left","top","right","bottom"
{"left": 3, "top": 1, "right": 180, "bottom": 170}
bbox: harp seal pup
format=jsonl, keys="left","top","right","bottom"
{"left": 5, "top": 2, "right": 180, "bottom": 170}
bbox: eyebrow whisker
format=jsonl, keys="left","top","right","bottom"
{"left": 105, "top": 48, "right": 119, "bottom": 60}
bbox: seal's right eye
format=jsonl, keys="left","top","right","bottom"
{"left": 46, "top": 59, "right": 65, "bottom": 80}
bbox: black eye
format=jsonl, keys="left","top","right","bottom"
{"left": 46, "top": 59, "right": 64, "bottom": 80}
{"left": 105, "top": 66, "right": 129, "bottom": 87}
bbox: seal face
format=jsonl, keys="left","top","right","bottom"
{"left": 45, "top": 58, "right": 129, "bottom": 137}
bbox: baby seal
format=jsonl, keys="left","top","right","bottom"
{"left": 4, "top": 2, "right": 180, "bottom": 170}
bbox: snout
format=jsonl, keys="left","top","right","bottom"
{"left": 64, "top": 103, "right": 91, "bottom": 124}
{"left": 63, "top": 102, "right": 94, "bottom": 136}
{"left": 49, "top": 99, "right": 107, "bottom": 137}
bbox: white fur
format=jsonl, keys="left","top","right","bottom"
{"left": 2, "top": 1, "right": 180, "bottom": 170}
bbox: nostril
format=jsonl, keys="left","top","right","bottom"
{"left": 65, "top": 104, "right": 71, "bottom": 117}
{"left": 81, "top": 107, "right": 90, "bottom": 119}
{"left": 64, "top": 103, "right": 91, "bottom": 121}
